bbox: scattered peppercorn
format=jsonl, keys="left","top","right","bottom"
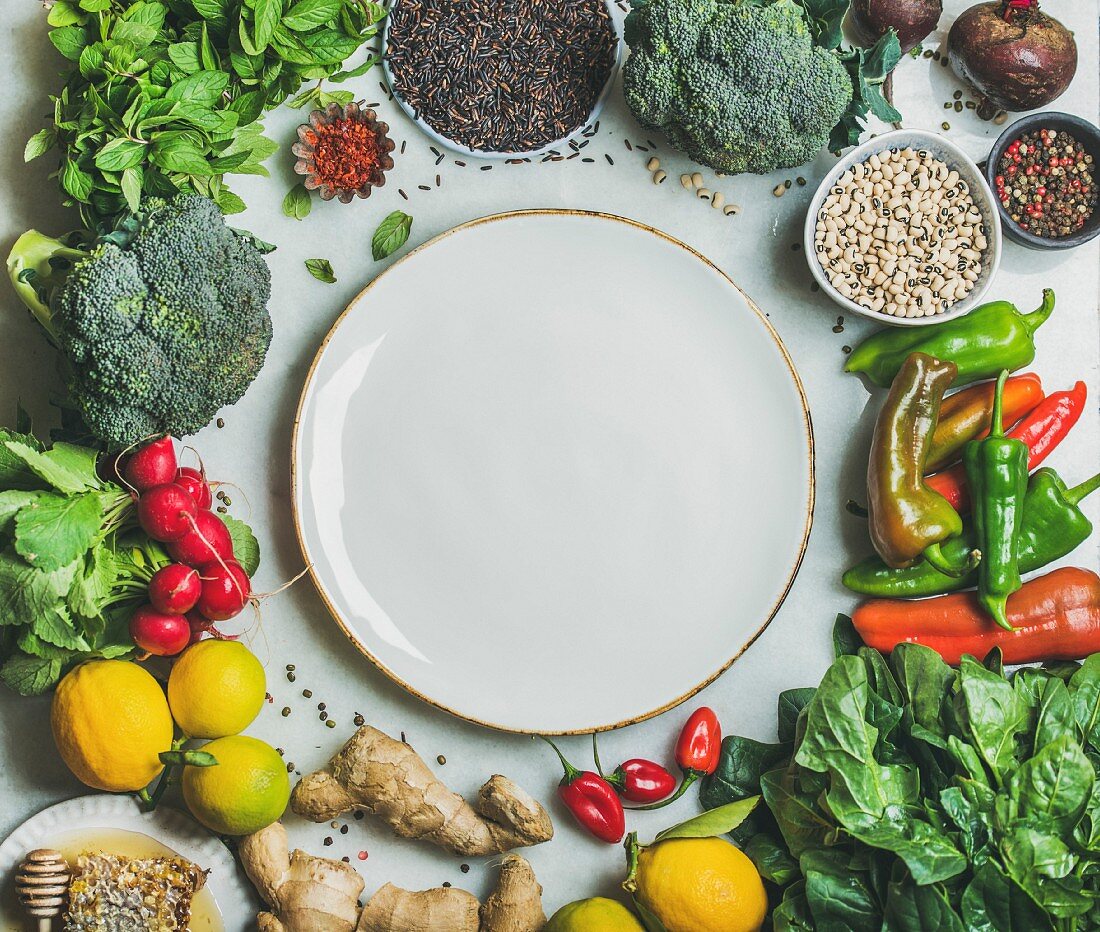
{"left": 460, "top": 864, "right": 470, "bottom": 873}
{"left": 318, "top": 702, "right": 327, "bottom": 711}
{"left": 354, "top": 713, "right": 365, "bottom": 726}
{"left": 303, "top": 689, "right": 313, "bottom": 698}
{"left": 340, "top": 825, "right": 349, "bottom": 835}
{"left": 286, "top": 672, "right": 296, "bottom": 683}
{"left": 323, "top": 837, "right": 333, "bottom": 847}
{"left": 437, "top": 755, "right": 447, "bottom": 766}
{"left": 281, "top": 707, "right": 291, "bottom": 717}
{"left": 995, "top": 128, "right": 1096, "bottom": 238}
{"left": 216, "top": 418, "right": 225, "bottom": 429}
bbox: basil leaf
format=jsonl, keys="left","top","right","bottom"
{"left": 304, "top": 258, "right": 336, "bottom": 283}
{"left": 282, "top": 0, "right": 340, "bottom": 31}
{"left": 372, "top": 210, "right": 413, "bottom": 261}
{"left": 282, "top": 182, "right": 312, "bottom": 220}
{"left": 121, "top": 167, "right": 144, "bottom": 212}
{"left": 24, "top": 129, "right": 54, "bottom": 163}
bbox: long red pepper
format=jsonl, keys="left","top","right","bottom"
{"left": 591, "top": 735, "right": 677, "bottom": 804}
{"left": 927, "top": 380, "right": 1087, "bottom": 513}
{"left": 540, "top": 737, "right": 625, "bottom": 844}
{"left": 629, "top": 706, "right": 722, "bottom": 811}
{"left": 853, "top": 566, "right": 1100, "bottom": 665}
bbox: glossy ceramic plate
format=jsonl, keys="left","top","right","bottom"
{"left": 294, "top": 210, "right": 814, "bottom": 734}
{"left": 0, "top": 795, "right": 254, "bottom": 930}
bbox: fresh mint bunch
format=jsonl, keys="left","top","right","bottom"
{"left": 26, "top": 0, "right": 385, "bottom": 232}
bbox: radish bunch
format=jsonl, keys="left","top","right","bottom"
{"left": 123, "top": 438, "right": 252, "bottom": 657}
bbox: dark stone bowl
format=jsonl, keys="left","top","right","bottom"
{"left": 983, "top": 112, "right": 1100, "bottom": 251}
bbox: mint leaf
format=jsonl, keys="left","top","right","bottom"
{"left": 282, "top": 0, "right": 340, "bottom": 31}
{"left": 3, "top": 441, "right": 100, "bottom": 494}
{"left": 0, "top": 653, "right": 63, "bottom": 696}
{"left": 24, "top": 129, "right": 55, "bottom": 162}
{"left": 282, "top": 183, "right": 312, "bottom": 221}
{"left": 33, "top": 605, "right": 90, "bottom": 651}
{"left": 305, "top": 258, "right": 336, "bottom": 283}
{"left": 14, "top": 491, "right": 105, "bottom": 572}
{"left": 372, "top": 210, "right": 413, "bottom": 261}
{"left": 218, "top": 514, "right": 260, "bottom": 576}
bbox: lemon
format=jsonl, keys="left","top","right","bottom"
{"left": 635, "top": 837, "right": 767, "bottom": 932}
{"left": 168, "top": 640, "right": 266, "bottom": 739}
{"left": 182, "top": 735, "right": 289, "bottom": 836}
{"left": 545, "top": 897, "right": 646, "bottom": 931}
{"left": 51, "top": 660, "right": 174, "bottom": 793}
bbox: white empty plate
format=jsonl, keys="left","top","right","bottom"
{"left": 293, "top": 210, "right": 814, "bottom": 733}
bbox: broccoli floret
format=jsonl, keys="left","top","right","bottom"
{"left": 623, "top": 0, "right": 853, "bottom": 175}
{"left": 6, "top": 196, "right": 272, "bottom": 447}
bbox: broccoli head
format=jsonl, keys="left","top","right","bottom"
{"left": 623, "top": 0, "right": 854, "bottom": 175}
{"left": 6, "top": 195, "right": 272, "bottom": 447}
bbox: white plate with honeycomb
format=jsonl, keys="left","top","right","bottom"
{"left": 0, "top": 795, "right": 254, "bottom": 931}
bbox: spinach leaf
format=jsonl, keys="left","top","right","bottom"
{"left": 832, "top": 612, "right": 862, "bottom": 658}
{"left": 743, "top": 831, "right": 800, "bottom": 886}
{"left": 961, "top": 861, "right": 1055, "bottom": 931}
{"left": 1070, "top": 655, "right": 1100, "bottom": 751}
{"left": 778, "top": 688, "right": 816, "bottom": 744}
{"left": 957, "top": 657, "right": 1028, "bottom": 787}
{"left": 773, "top": 881, "right": 814, "bottom": 931}
{"left": 801, "top": 848, "right": 882, "bottom": 932}
{"left": 999, "top": 735, "right": 1093, "bottom": 834}
{"left": 700, "top": 735, "right": 788, "bottom": 810}
{"left": 1034, "top": 677, "right": 1077, "bottom": 754}
{"left": 882, "top": 863, "right": 965, "bottom": 932}
{"left": 760, "top": 766, "right": 836, "bottom": 858}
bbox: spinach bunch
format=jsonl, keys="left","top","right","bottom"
{"left": 0, "top": 422, "right": 259, "bottom": 695}
{"left": 702, "top": 617, "right": 1100, "bottom": 930}
{"left": 26, "top": 0, "right": 385, "bottom": 232}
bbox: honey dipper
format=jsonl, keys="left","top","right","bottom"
{"left": 15, "top": 849, "right": 69, "bottom": 931}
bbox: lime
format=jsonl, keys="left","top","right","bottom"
{"left": 546, "top": 897, "right": 646, "bottom": 931}
{"left": 52, "top": 660, "right": 173, "bottom": 793}
{"left": 168, "top": 640, "right": 265, "bottom": 738}
{"left": 181, "top": 735, "right": 289, "bottom": 835}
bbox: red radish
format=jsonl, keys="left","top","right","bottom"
{"left": 148, "top": 563, "right": 201, "bottom": 615}
{"left": 197, "top": 561, "right": 251, "bottom": 621}
{"left": 174, "top": 466, "right": 212, "bottom": 509}
{"left": 124, "top": 437, "right": 177, "bottom": 491}
{"left": 130, "top": 604, "right": 191, "bottom": 656}
{"left": 137, "top": 484, "right": 198, "bottom": 542}
{"left": 167, "top": 510, "right": 234, "bottom": 566}
{"left": 186, "top": 610, "right": 215, "bottom": 633}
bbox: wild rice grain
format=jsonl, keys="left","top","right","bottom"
{"left": 386, "top": 0, "right": 616, "bottom": 154}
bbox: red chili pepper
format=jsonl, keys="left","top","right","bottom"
{"left": 927, "top": 381, "right": 1087, "bottom": 514}
{"left": 629, "top": 706, "right": 722, "bottom": 811}
{"left": 539, "top": 737, "right": 625, "bottom": 844}
{"left": 590, "top": 734, "right": 676, "bottom": 805}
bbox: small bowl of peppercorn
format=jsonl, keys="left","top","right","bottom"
{"left": 984, "top": 112, "right": 1100, "bottom": 250}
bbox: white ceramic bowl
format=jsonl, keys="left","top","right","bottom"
{"left": 804, "top": 129, "right": 1002, "bottom": 327}
{"left": 381, "top": 1, "right": 621, "bottom": 161}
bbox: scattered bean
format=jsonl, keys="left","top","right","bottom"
{"left": 646, "top": 157, "right": 660, "bottom": 172}
{"left": 652, "top": 170, "right": 667, "bottom": 184}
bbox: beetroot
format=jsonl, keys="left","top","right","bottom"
{"left": 196, "top": 561, "right": 251, "bottom": 621}
{"left": 130, "top": 604, "right": 191, "bottom": 656}
{"left": 174, "top": 466, "right": 213, "bottom": 510}
{"left": 148, "top": 563, "right": 202, "bottom": 615}
{"left": 948, "top": 1, "right": 1077, "bottom": 111}
{"left": 167, "top": 510, "right": 234, "bottom": 567}
{"left": 124, "top": 437, "right": 177, "bottom": 491}
{"left": 137, "top": 484, "right": 198, "bottom": 542}
{"left": 850, "top": 0, "right": 942, "bottom": 53}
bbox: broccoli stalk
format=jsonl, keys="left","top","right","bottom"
{"left": 6, "top": 230, "right": 92, "bottom": 342}
{"left": 5, "top": 196, "right": 273, "bottom": 448}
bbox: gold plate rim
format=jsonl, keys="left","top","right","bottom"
{"left": 290, "top": 208, "right": 816, "bottom": 735}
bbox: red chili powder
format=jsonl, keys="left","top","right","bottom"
{"left": 310, "top": 118, "right": 382, "bottom": 191}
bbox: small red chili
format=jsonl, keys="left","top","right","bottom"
{"left": 628, "top": 706, "right": 723, "bottom": 811}
{"left": 539, "top": 737, "right": 625, "bottom": 844}
{"left": 590, "top": 733, "right": 676, "bottom": 805}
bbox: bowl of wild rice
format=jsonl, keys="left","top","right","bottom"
{"left": 381, "top": 0, "right": 620, "bottom": 160}
{"left": 805, "top": 129, "right": 1002, "bottom": 328}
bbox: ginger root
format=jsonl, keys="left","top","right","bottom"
{"left": 239, "top": 822, "right": 364, "bottom": 932}
{"left": 240, "top": 822, "right": 546, "bottom": 932}
{"left": 291, "top": 725, "right": 553, "bottom": 856}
